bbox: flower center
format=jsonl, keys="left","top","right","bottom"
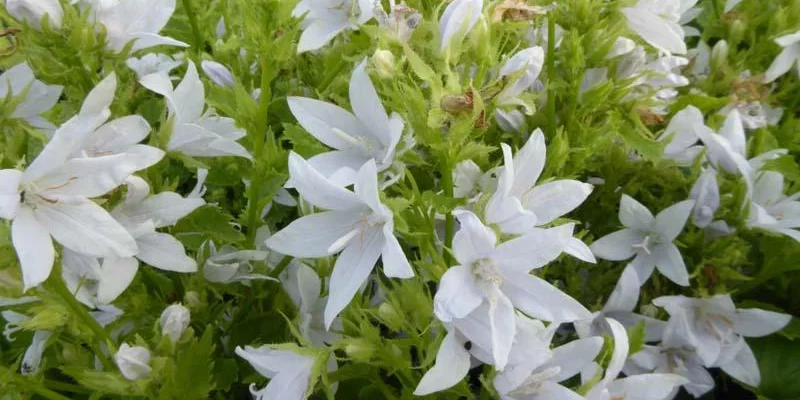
{"left": 472, "top": 258, "right": 503, "bottom": 286}
{"left": 632, "top": 233, "right": 659, "bottom": 254}
{"left": 327, "top": 212, "right": 387, "bottom": 254}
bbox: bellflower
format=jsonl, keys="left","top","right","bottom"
{"left": 287, "top": 60, "right": 407, "bottom": 186}
{"left": 87, "top": 0, "right": 189, "bottom": 53}
{"left": 374, "top": 0, "right": 422, "bottom": 43}
{"left": 0, "top": 62, "right": 63, "bottom": 133}
{"left": 115, "top": 343, "right": 151, "bottom": 380}
{"left": 439, "top": 0, "right": 483, "bottom": 53}
{"left": 126, "top": 53, "right": 183, "bottom": 79}
{"left": 140, "top": 62, "right": 252, "bottom": 159}
{"left": 764, "top": 30, "right": 800, "bottom": 83}
{"left": 265, "top": 154, "right": 413, "bottom": 328}
{"left": 747, "top": 170, "right": 800, "bottom": 242}
{"left": 590, "top": 195, "right": 695, "bottom": 286}
{"left": 201, "top": 60, "right": 235, "bottom": 87}
{"left": 653, "top": 294, "right": 791, "bottom": 386}
{"left": 494, "top": 47, "right": 544, "bottom": 132}
{"left": 621, "top": 0, "right": 689, "bottom": 55}
{"left": 235, "top": 345, "right": 318, "bottom": 400}
{"left": 690, "top": 169, "right": 721, "bottom": 228}
{"left": 292, "top": 0, "right": 374, "bottom": 53}
{"left": 203, "top": 242, "right": 274, "bottom": 284}
{"left": 6, "top": 0, "right": 63, "bottom": 30}
{"left": 281, "top": 262, "right": 342, "bottom": 346}
{"left": 160, "top": 303, "right": 190, "bottom": 343}
{"left": 433, "top": 210, "right": 590, "bottom": 369}
{"left": 657, "top": 105, "right": 708, "bottom": 165}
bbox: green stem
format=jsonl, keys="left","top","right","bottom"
{"left": 245, "top": 57, "right": 274, "bottom": 242}
{"left": 0, "top": 366, "right": 72, "bottom": 400}
{"left": 48, "top": 273, "right": 117, "bottom": 370}
{"left": 441, "top": 156, "right": 455, "bottom": 265}
{"left": 546, "top": 14, "right": 557, "bottom": 138}
{"left": 181, "top": 0, "right": 204, "bottom": 51}
{"left": 269, "top": 256, "right": 293, "bottom": 278}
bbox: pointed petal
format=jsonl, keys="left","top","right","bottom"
{"left": 589, "top": 229, "right": 640, "bottom": 261}
{"left": 297, "top": 19, "right": 347, "bottom": 53}
{"left": 719, "top": 341, "right": 760, "bottom": 387}
{"left": 452, "top": 210, "right": 497, "bottom": 265}
{"left": 501, "top": 271, "right": 591, "bottom": 322}
{"left": 80, "top": 73, "right": 117, "bottom": 116}
{"left": 564, "top": 237, "right": 597, "bottom": 263}
{"left": 608, "top": 374, "right": 689, "bottom": 400}
{"left": 36, "top": 154, "right": 139, "bottom": 198}
{"left": 603, "top": 318, "right": 630, "bottom": 385}
{"left": 90, "top": 115, "right": 151, "bottom": 152}
{"left": 0, "top": 169, "right": 22, "bottom": 219}
{"left": 129, "top": 33, "right": 189, "bottom": 52}
{"left": 619, "top": 195, "right": 655, "bottom": 230}
{"left": 732, "top": 308, "right": 792, "bottom": 337}
{"left": 651, "top": 243, "right": 689, "bottom": 286}
{"left": 719, "top": 109, "right": 746, "bottom": 157}
{"left": 288, "top": 152, "right": 362, "bottom": 211}
{"left": 287, "top": 97, "right": 371, "bottom": 150}
{"left": 621, "top": 7, "right": 687, "bottom": 55}
{"left": 354, "top": 159, "right": 383, "bottom": 214}
{"left": 34, "top": 198, "right": 138, "bottom": 258}
{"left": 603, "top": 266, "right": 641, "bottom": 313}
{"left": 488, "top": 286, "right": 515, "bottom": 370}
{"left": 306, "top": 150, "right": 368, "bottom": 186}
{"left": 493, "top": 226, "right": 567, "bottom": 271}
{"left": 349, "top": 60, "right": 391, "bottom": 146}
{"left": 324, "top": 227, "right": 383, "bottom": 329}
{"left": 135, "top": 232, "right": 197, "bottom": 272}
{"left": 12, "top": 207, "right": 54, "bottom": 291}
{"left": 764, "top": 46, "right": 800, "bottom": 83}
{"left": 96, "top": 256, "right": 139, "bottom": 304}
{"left": 413, "top": 331, "right": 471, "bottom": 395}
{"left": 433, "top": 265, "right": 483, "bottom": 322}
{"left": 381, "top": 225, "right": 413, "bottom": 278}
{"left": 510, "top": 129, "right": 546, "bottom": 198}
{"left": 545, "top": 337, "right": 604, "bottom": 382}
{"left": 523, "top": 180, "right": 593, "bottom": 225}
{"left": 116, "top": 192, "right": 204, "bottom": 228}
{"left": 172, "top": 62, "right": 205, "bottom": 123}
{"left": 654, "top": 200, "right": 694, "bottom": 241}
{"left": 265, "top": 210, "right": 362, "bottom": 258}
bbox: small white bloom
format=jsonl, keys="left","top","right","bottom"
{"left": 287, "top": 60, "right": 407, "bottom": 186}
{"left": 590, "top": 195, "right": 695, "bottom": 286}
{"left": 374, "top": 0, "right": 421, "bottom": 42}
{"left": 266, "top": 154, "right": 413, "bottom": 328}
{"left": 281, "top": 262, "right": 342, "bottom": 346}
{"left": 690, "top": 169, "right": 721, "bottom": 228}
{"left": 140, "top": 62, "right": 252, "bottom": 159}
{"left": 0, "top": 62, "right": 63, "bottom": 134}
{"left": 747, "top": 170, "right": 800, "bottom": 242}
{"left": 20, "top": 330, "right": 51, "bottom": 375}
{"left": 115, "top": 343, "right": 151, "bottom": 380}
{"left": 203, "top": 242, "right": 274, "bottom": 284}
{"left": 126, "top": 53, "right": 183, "bottom": 79}
{"left": 293, "top": 0, "right": 374, "bottom": 53}
{"left": 201, "top": 60, "right": 235, "bottom": 87}
{"left": 764, "top": 30, "right": 800, "bottom": 83}
{"left": 159, "top": 303, "right": 190, "bottom": 343}
{"left": 6, "top": 0, "right": 63, "bottom": 29}
{"left": 621, "top": 0, "right": 689, "bottom": 55}
{"left": 438, "top": 0, "right": 483, "bottom": 53}
{"left": 235, "top": 345, "right": 318, "bottom": 400}
{"left": 87, "top": 0, "right": 189, "bottom": 53}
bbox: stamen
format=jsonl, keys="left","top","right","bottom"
{"left": 632, "top": 235, "right": 653, "bottom": 254}
{"left": 328, "top": 228, "right": 361, "bottom": 254}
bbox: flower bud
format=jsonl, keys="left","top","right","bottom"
{"left": 201, "top": 60, "right": 235, "bottom": 87}
{"left": 159, "top": 303, "right": 190, "bottom": 343}
{"left": 344, "top": 339, "right": 375, "bottom": 362}
{"left": 6, "top": 0, "right": 63, "bottom": 30}
{"left": 371, "top": 49, "right": 396, "bottom": 79}
{"left": 377, "top": 303, "right": 404, "bottom": 331}
{"left": 114, "top": 344, "right": 151, "bottom": 380}
{"left": 184, "top": 291, "right": 201, "bottom": 309}
{"left": 710, "top": 40, "right": 729, "bottom": 71}
{"left": 729, "top": 19, "right": 746, "bottom": 47}
{"left": 441, "top": 94, "right": 473, "bottom": 114}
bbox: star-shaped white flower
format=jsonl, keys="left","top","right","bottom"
{"left": 292, "top": 0, "right": 374, "bottom": 53}
{"left": 287, "top": 60, "right": 406, "bottom": 187}
{"left": 590, "top": 195, "right": 695, "bottom": 286}
{"left": 87, "top": 0, "right": 189, "bottom": 53}
{"left": 265, "top": 153, "right": 413, "bottom": 328}
{"left": 0, "top": 62, "right": 63, "bottom": 134}
{"left": 747, "top": 170, "right": 800, "bottom": 242}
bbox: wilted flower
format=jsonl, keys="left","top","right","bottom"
{"left": 201, "top": 60, "right": 235, "bottom": 87}
{"left": 115, "top": 344, "right": 151, "bottom": 380}
{"left": 491, "top": 0, "right": 548, "bottom": 22}
{"left": 5, "top": 0, "right": 63, "bottom": 29}
{"left": 160, "top": 303, "right": 190, "bottom": 343}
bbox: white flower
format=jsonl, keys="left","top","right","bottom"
{"left": 374, "top": 0, "right": 421, "bottom": 43}
{"left": 653, "top": 294, "right": 791, "bottom": 386}
{"left": 764, "top": 30, "right": 800, "bottom": 83}
{"left": 747, "top": 170, "right": 800, "bottom": 242}
{"left": 265, "top": 154, "right": 413, "bottom": 328}
{"left": 203, "top": 243, "right": 274, "bottom": 284}
{"left": 281, "top": 262, "right": 342, "bottom": 346}
{"left": 452, "top": 160, "right": 497, "bottom": 201}
{"left": 497, "top": 47, "right": 545, "bottom": 105}
{"left": 621, "top": 0, "right": 689, "bottom": 55}
{"left": 618, "top": 47, "right": 689, "bottom": 112}
{"left": 140, "top": 62, "right": 252, "bottom": 159}
{"left": 690, "top": 169, "right": 721, "bottom": 228}
{"left": 6, "top": 0, "right": 63, "bottom": 29}
{"left": 0, "top": 76, "right": 146, "bottom": 291}
{"left": 438, "top": 0, "right": 483, "bottom": 53}
{"left": 201, "top": 60, "right": 235, "bottom": 87}
{"left": 584, "top": 318, "right": 689, "bottom": 400}
{"left": 87, "top": 0, "right": 189, "bottom": 53}
{"left": 287, "top": 60, "right": 407, "bottom": 186}
{"left": 433, "top": 210, "right": 589, "bottom": 369}
{"left": 657, "top": 105, "right": 708, "bottom": 165}
{"left": 590, "top": 195, "right": 695, "bottom": 286}
{"left": 126, "top": 53, "right": 183, "bottom": 79}
{"left": 235, "top": 345, "right": 320, "bottom": 400}
{"left": 160, "top": 303, "right": 190, "bottom": 343}
{"left": 0, "top": 62, "right": 63, "bottom": 133}
{"left": 719, "top": 101, "right": 784, "bottom": 130}
{"left": 20, "top": 330, "right": 51, "bottom": 375}
{"left": 292, "top": 0, "right": 374, "bottom": 53}
{"left": 115, "top": 344, "right": 151, "bottom": 380}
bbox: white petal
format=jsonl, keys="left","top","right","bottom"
{"left": 493, "top": 226, "right": 567, "bottom": 271}
{"left": 305, "top": 150, "right": 368, "bottom": 186}
{"left": 135, "top": 232, "right": 197, "bottom": 272}
{"left": 501, "top": 271, "right": 591, "bottom": 322}
{"left": 719, "top": 109, "right": 746, "bottom": 157}
{"left": 433, "top": 265, "right": 483, "bottom": 322}
{"left": 564, "top": 237, "right": 597, "bottom": 263}
{"left": 619, "top": 195, "right": 655, "bottom": 230}
{"left": 602, "top": 318, "right": 629, "bottom": 385}
{"left": 690, "top": 169, "right": 720, "bottom": 228}
{"left": 80, "top": 73, "right": 117, "bottom": 116}
{"left": 622, "top": 7, "right": 687, "bottom": 55}
{"left": 116, "top": 192, "right": 204, "bottom": 228}
{"left": 21, "top": 330, "right": 51, "bottom": 375}
{"left": 523, "top": 180, "right": 593, "bottom": 225}
{"left": 36, "top": 154, "right": 138, "bottom": 198}
{"left": 96, "top": 257, "right": 139, "bottom": 304}
{"left": 603, "top": 266, "right": 641, "bottom": 313}
{"left": 90, "top": 115, "right": 151, "bottom": 153}
{"left": 287, "top": 97, "right": 371, "bottom": 151}
{"left": 724, "top": 0, "right": 743, "bottom": 12}
{"left": 34, "top": 198, "right": 137, "bottom": 258}
{"left": 288, "top": 152, "right": 363, "bottom": 211}
{"left": 545, "top": 337, "right": 604, "bottom": 382}
{"left": 12, "top": 207, "right": 54, "bottom": 291}
{"left": 354, "top": 159, "right": 383, "bottom": 214}
{"left": 719, "top": 341, "right": 760, "bottom": 387}
{"left": 349, "top": 60, "right": 391, "bottom": 146}
{"left": 297, "top": 19, "right": 348, "bottom": 53}
{"left": 510, "top": 129, "right": 546, "bottom": 199}
{"left": 452, "top": 210, "right": 497, "bottom": 265}
{"left": 651, "top": 243, "right": 689, "bottom": 286}
{"left": 732, "top": 308, "right": 792, "bottom": 337}
{"left": 266, "top": 210, "right": 362, "bottom": 258}
{"left": 654, "top": 199, "right": 694, "bottom": 241}
{"left": 589, "top": 229, "right": 640, "bottom": 261}
{"left": 413, "top": 331, "right": 471, "bottom": 395}
{"left": 0, "top": 169, "right": 22, "bottom": 219}
{"left": 488, "top": 286, "right": 516, "bottom": 370}
{"left": 608, "top": 374, "right": 689, "bottom": 400}
{"left": 764, "top": 45, "right": 800, "bottom": 83}
{"left": 171, "top": 62, "right": 205, "bottom": 123}
{"left": 381, "top": 225, "right": 413, "bottom": 278}
{"left": 324, "top": 227, "right": 383, "bottom": 329}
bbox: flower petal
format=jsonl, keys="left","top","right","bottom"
{"left": 288, "top": 152, "right": 363, "bottom": 211}
{"left": 135, "top": 232, "right": 196, "bottom": 272}
{"left": 493, "top": 226, "right": 567, "bottom": 271}
{"left": 732, "top": 308, "right": 792, "bottom": 337}
{"left": 97, "top": 256, "right": 139, "bottom": 304}
{"left": 651, "top": 243, "right": 689, "bottom": 286}
{"left": 719, "top": 340, "right": 760, "bottom": 387}
{"left": 433, "top": 265, "right": 483, "bottom": 322}
{"left": 265, "top": 210, "right": 362, "bottom": 258}
{"left": 619, "top": 195, "right": 655, "bottom": 230}
{"left": 654, "top": 200, "right": 694, "bottom": 241}
{"left": 287, "top": 96, "right": 371, "bottom": 151}
{"left": 764, "top": 45, "right": 800, "bottom": 83}
{"left": 488, "top": 286, "right": 516, "bottom": 370}
{"left": 523, "top": 180, "right": 593, "bottom": 225}
{"left": 501, "top": 271, "right": 591, "bottom": 322}
{"left": 452, "top": 210, "right": 497, "bottom": 265}
{"left": 589, "top": 229, "right": 640, "bottom": 261}
{"left": 12, "top": 207, "right": 54, "bottom": 291}
{"left": 413, "top": 331, "right": 471, "bottom": 396}
{"left": 0, "top": 169, "right": 22, "bottom": 219}
{"left": 349, "top": 60, "right": 391, "bottom": 146}
{"left": 297, "top": 19, "right": 348, "bottom": 53}
{"left": 509, "top": 129, "right": 547, "bottom": 199}
{"left": 603, "top": 265, "right": 641, "bottom": 313}
{"left": 381, "top": 224, "right": 413, "bottom": 278}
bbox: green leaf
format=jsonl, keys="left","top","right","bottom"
{"left": 627, "top": 320, "right": 647, "bottom": 356}
{"left": 173, "top": 205, "right": 246, "bottom": 249}
{"left": 61, "top": 368, "right": 146, "bottom": 396}
{"left": 749, "top": 336, "right": 800, "bottom": 400}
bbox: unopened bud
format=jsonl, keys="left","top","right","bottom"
{"left": 372, "top": 49, "right": 396, "bottom": 79}
{"left": 710, "top": 40, "right": 729, "bottom": 71}
{"left": 159, "top": 303, "right": 190, "bottom": 343}
{"left": 114, "top": 344, "right": 151, "bottom": 380}
{"left": 377, "top": 303, "right": 404, "bottom": 330}
{"left": 344, "top": 339, "right": 375, "bottom": 362}
{"left": 441, "top": 94, "right": 473, "bottom": 114}
{"left": 201, "top": 60, "right": 235, "bottom": 87}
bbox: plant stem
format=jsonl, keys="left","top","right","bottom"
{"left": 269, "top": 256, "right": 293, "bottom": 278}
{"left": 0, "top": 366, "right": 72, "bottom": 400}
{"left": 546, "top": 14, "right": 557, "bottom": 138}
{"left": 245, "top": 54, "right": 275, "bottom": 242}
{"left": 181, "top": 0, "right": 204, "bottom": 51}
{"left": 440, "top": 155, "right": 455, "bottom": 265}
{"left": 48, "top": 273, "right": 117, "bottom": 370}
